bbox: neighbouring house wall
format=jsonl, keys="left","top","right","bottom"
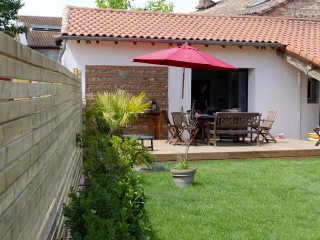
{"left": 34, "top": 49, "right": 60, "bottom": 62}
{"left": 62, "top": 41, "right": 319, "bottom": 139}
{"left": 0, "top": 33, "right": 82, "bottom": 240}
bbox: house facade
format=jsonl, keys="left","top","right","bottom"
{"left": 60, "top": 6, "right": 320, "bottom": 140}
{"left": 17, "top": 16, "right": 62, "bottom": 61}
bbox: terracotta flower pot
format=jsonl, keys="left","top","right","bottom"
{"left": 170, "top": 169, "right": 196, "bottom": 187}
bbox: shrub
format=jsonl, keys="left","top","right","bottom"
{"left": 63, "top": 172, "right": 151, "bottom": 239}
{"left": 64, "top": 131, "right": 156, "bottom": 239}
{"left": 85, "top": 90, "right": 151, "bottom": 136}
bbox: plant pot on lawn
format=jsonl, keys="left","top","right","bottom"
{"left": 170, "top": 168, "right": 196, "bottom": 187}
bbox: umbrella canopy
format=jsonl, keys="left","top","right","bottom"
{"left": 133, "top": 43, "right": 237, "bottom": 110}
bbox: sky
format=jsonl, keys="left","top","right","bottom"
{"left": 18, "top": 0, "right": 199, "bottom": 17}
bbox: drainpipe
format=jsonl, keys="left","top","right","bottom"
{"left": 298, "top": 72, "right": 302, "bottom": 139}
{"left": 58, "top": 39, "right": 67, "bottom": 63}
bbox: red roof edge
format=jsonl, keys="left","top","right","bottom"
{"left": 313, "top": 57, "right": 320, "bottom": 67}
{"left": 286, "top": 46, "right": 320, "bottom": 67}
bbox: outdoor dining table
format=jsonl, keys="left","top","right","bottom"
{"left": 195, "top": 114, "right": 215, "bottom": 142}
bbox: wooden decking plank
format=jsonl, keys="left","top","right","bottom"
{"left": 151, "top": 138, "right": 320, "bottom": 161}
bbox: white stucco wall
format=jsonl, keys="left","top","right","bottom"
{"left": 62, "top": 40, "right": 319, "bottom": 140}
{"left": 300, "top": 74, "right": 320, "bottom": 139}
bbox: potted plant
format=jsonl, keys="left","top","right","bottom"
{"left": 170, "top": 102, "right": 197, "bottom": 187}
{"left": 170, "top": 144, "right": 196, "bottom": 187}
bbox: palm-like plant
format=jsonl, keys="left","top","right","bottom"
{"left": 92, "top": 90, "right": 151, "bottom": 136}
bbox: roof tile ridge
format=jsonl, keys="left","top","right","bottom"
{"left": 63, "top": 5, "right": 320, "bottom": 23}
{"left": 61, "top": 6, "right": 71, "bottom": 35}
{"left": 17, "top": 15, "right": 62, "bottom": 19}
{"left": 265, "top": 15, "right": 320, "bottom": 22}
{"left": 192, "top": 13, "right": 275, "bottom": 20}
{"left": 65, "top": 5, "right": 194, "bottom": 17}
{"left": 194, "top": 14, "right": 320, "bottom": 22}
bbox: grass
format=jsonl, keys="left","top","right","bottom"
{"left": 139, "top": 158, "right": 320, "bottom": 240}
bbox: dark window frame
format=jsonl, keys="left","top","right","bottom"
{"left": 307, "top": 78, "right": 319, "bottom": 103}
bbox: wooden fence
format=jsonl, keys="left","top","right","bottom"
{"left": 0, "top": 32, "right": 82, "bottom": 239}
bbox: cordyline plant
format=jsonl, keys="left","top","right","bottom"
{"left": 87, "top": 90, "right": 151, "bottom": 136}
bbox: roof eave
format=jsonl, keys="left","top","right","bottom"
{"left": 29, "top": 46, "right": 60, "bottom": 49}
{"left": 59, "top": 35, "right": 285, "bottom": 48}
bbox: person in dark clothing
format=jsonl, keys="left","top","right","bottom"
{"left": 194, "top": 84, "right": 208, "bottom": 114}
{"left": 217, "top": 98, "right": 227, "bottom": 111}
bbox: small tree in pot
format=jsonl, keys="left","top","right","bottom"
{"left": 170, "top": 102, "right": 198, "bottom": 187}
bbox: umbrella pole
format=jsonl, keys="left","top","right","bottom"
{"left": 181, "top": 67, "right": 185, "bottom": 111}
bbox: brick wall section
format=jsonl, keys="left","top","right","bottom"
{"left": 0, "top": 32, "right": 82, "bottom": 240}
{"left": 86, "top": 65, "right": 169, "bottom": 139}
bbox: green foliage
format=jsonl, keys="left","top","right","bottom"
{"left": 77, "top": 130, "right": 155, "bottom": 168}
{"left": 110, "top": 135, "right": 155, "bottom": 168}
{"left": 173, "top": 154, "right": 189, "bottom": 170}
{"left": 63, "top": 173, "right": 151, "bottom": 239}
{"left": 64, "top": 131, "right": 156, "bottom": 239}
{"left": 95, "top": 0, "right": 174, "bottom": 12}
{"left": 145, "top": 0, "right": 174, "bottom": 12}
{"left": 89, "top": 90, "right": 151, "bottom": 136}
{"left": 0, "top": 0, "right": 28, "bottom": 37}
{"left": 95, "top": 0, "right": 132, "bottom": 9}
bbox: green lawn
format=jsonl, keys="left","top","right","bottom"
{"left": 139, "top": 158, "right": 320, "bottom": 240}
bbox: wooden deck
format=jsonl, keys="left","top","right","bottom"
{"left": 150, "top": 138, "right": 320, "bottom": 162}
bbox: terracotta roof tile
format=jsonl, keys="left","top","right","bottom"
{"left": 17, "top": 16, "right": 62, "bottom": 27}
{"left": 26, "top": 31, "right": 59, "bottom": 47}
{"left": 61, "top": 6, "right": 320, "bottom": 67}
{"left": 314, "top": 57, "right": 320, "bottom": 66}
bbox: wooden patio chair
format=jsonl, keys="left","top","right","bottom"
{"left": 171, "top": 112, "right": 198, "bottom": 146}
{"left": 256, "top": 110, "right": 277, "bottom": 143}
{"left": 162, "top": 110, "right": 178, "bottom": 143}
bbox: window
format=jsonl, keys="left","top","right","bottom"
{"left": 192, "top": 69, "right": 248, "bottom": 113}
{"left": 307, "top": 78, "right": 319, "bottom": 103}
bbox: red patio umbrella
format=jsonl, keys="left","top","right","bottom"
{"left": 133, "top": 43, "right": 237, "bottom": 110}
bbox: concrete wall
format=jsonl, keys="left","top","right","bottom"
{"left": 62, "top": 40, "right": 319, "bottom": 139}
{"left": 0, "top": 33, "right": 82, "bottom": 240}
